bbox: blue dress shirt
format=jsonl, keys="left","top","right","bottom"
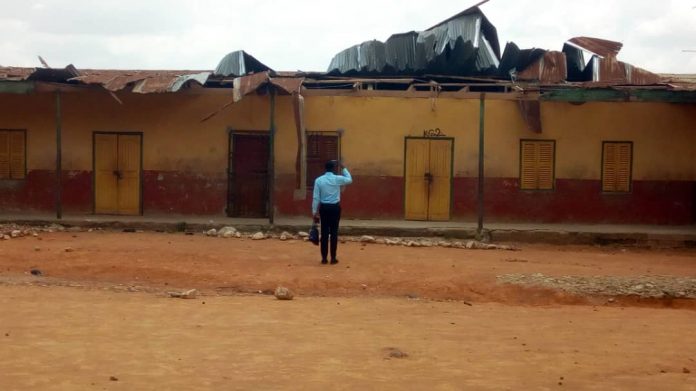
{"left": 312, "top": 168, "right": 353, "bottom": 215}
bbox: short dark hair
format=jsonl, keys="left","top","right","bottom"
{"left": 325, "top": 160, "right": 336, "bottom": 172}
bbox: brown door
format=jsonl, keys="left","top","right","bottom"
{"left": 229, "top": 133, "right": 269, "bottom": 217}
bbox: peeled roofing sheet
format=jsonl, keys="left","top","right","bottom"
{"left": 567, "top": 37, "right": 623, "bottom": 57}
{"left": 328, "top": 7, "right": 500, "bottom": 76}
{"left": 214, "top": 50, "right": 272, "bottom": 77}
{"left": 517, "top": 51, "right": 567, "bottom": 83}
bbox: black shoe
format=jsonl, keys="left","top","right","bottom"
{"left": 330, "top": 259, "right": 339, "bottom": 265}
{"left": 321, "top": 259, "right": 328, "bottom": 265}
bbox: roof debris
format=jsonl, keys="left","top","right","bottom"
{"left": 326, "top": 6, "right": 664, "bottom": 87}
{"left": 0, "top": 6, "right": 693, "bottom": 96}
{"left": 214, "top": 50, "right": 272, "bottom": 77}
{"left": 328, "top": 6, "right": 500, "bottom": 76}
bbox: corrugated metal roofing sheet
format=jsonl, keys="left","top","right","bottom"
{"left": 0, "top": 67, "right": 211, "bottom": 93}
{"left": 328, "top": 6, "right": 500, "bottom": 76}
{"left": 517, "top": 51, "right": 567, "bottom": 83}
{"left": 214, "top": 50, "right": 272, "bottom": 77}
{"left": 567, "top": 37, "right": 623, "bottom": 58}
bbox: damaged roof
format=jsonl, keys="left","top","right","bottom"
{"left": 0, "top": 7, "right": 690, "bottom": 96}
{"left": 325, "top": 6, "right": 663, "bottom": 87}
{"left": 328, "top": 6, "right": 500, "bottom": 77}
{"left": 0, "top": 65, "right": 213, "bottom": 93}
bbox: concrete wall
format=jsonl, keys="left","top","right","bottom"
{"left": 1, "top": 88, "right": 695, "bottom": 224}
{"left": 276, "top": 95, "right": 696, "bottom": 224}
{"left": 0, "top": 89, "right": 274, "bottom": 215}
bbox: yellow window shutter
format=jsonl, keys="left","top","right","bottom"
{"left": 0, "top": 131, "right": 10, "bottom": 179}
{"left": 9, "top": 131, "right": 25, "bottom": 179}
{"left": 520, "top": 141, "right": 538, "bottom": 190}
{"left": 616, "top": 143, "right": 632, "bottom": 192}
{"left": 537, "top": 141, "right": 554, "bottom": 190}
{"left": 602, "top": 143, "right": 617, "bottom": 192}
{"left": 603, "top": 142, "right": 631, "bottom": 192}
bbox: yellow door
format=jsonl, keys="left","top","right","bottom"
{"left": 405, "top": 139, "right": 430, "bottom": 220}
{"left": 428, "top": 139, "right": 452, "bottom": 221}
{"left": 94, "top": 134, "right": 119, "bottom": 214}
{"left": 404, "top": 138, "right": 453, "bottom": 221}
{"left": 94, "top": 133, "right": 141, "bottom": 215}
{"left": 117, "top": 135, "right": 142, "bottom": 215}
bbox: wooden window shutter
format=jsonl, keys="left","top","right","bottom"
{"left": 9, "top": 131, "right": 25, "bottom": 179}
{"left": 306, "top": 133, "right": 340, "bottom": 188}
{"left": 616, "top": 143, "right": 631, "bottom": 192}
{"left": 0, "top": 131, "right": 9, "bottom": 179}
{"left": 520, "top": 140, "right": 555, "bottom": 190}
{"left": 520, "top": 141, "right": 538, "bottom": 190}
{"left": 537, "top": 141, "right": 554, "bottom": 190}
{"left": 603, "top": 142, "right": 631, "bottom": 192}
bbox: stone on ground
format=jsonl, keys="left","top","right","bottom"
{"left": 206, "top": 229, "right": 217, "bottom": 237}
{"left": 298, "top": 231, "right": 309, "bottom": 238}
{"left": 360, "top": 235, "right": 376, "bottom": 243}
{"left": 217, "top": 227, "right": 237, "bottom": 237}
{"left": 169, "top": 289, "right": 198, "bottom": 299}
{"left": 383, "top": 347, "right": 409, "bottom": 359}
{"left": 251, "top": 232, "right": 266, "bottom": 240}
{"left": 274, "top": 286, "right": 294, "bottom": 300}
{"left": 279, "top": 231, "right": 292, "bottom": 241}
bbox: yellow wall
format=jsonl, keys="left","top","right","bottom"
{"left": 0, "top": 89, "right": 279, "bottom": 175}
{"left": 1, "top": 89, "right": 694, "bottom": 182}
{"left": 275, "top": 96, "right": 481, "bottom": 177}
{"left": 492, "top": 100, "right": 696, "bottom": 181}
{"left": 274, "top": 95, "right": 696, "bottom": 181}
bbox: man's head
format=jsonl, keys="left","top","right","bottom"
{"left": 325, "top": 160, "right": 337, "bottom": 172}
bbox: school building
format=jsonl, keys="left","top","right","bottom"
{"left": 1, "top": 6, "right": 695, "bottom": 225}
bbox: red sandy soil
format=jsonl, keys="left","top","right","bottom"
{"left": 0, "top": 287, "right": 694, "bottom": 390}
{"left": 0, "top": 232, "right": 695, "bottom": 389}
{"left": 1, "top": 231, "right": 695, "bottom": 304}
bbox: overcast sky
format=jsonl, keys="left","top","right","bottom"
{"left": 1, "top": 0, "right": 695, "bottom": 74}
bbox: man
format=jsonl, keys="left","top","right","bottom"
{"left": 312, "top": 160, "right": 352, "bottom": 265}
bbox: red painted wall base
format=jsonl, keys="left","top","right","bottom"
{"left": 2, "top": 170, "right": 694, "bottom": 224}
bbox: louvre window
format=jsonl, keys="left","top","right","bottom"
{"left": 520, "top": 140, "right": 555, "bottom": 190}
{"left": 602, "top": 142, "right": 632, "bottom": 193}
{"left": 0, "top": 130, "right": 26, "bottom": 180}
{"left": 307, "top": 133, "right": 339, "bottom": 188}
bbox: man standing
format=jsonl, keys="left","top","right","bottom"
{"left": 312, "top": 160, "right": 352, "bottom": 265}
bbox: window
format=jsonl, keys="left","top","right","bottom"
{"left": 306, "top": 132, "right": 339, "bottom": 188}
{"left": 0, "top": 130, "right": 26, "bottom": 180}
{"left": 602, "top": 142, "right": 632, "bottom": 193}
{"left": 520, "top": 140, "right": 555, "bottom": 190}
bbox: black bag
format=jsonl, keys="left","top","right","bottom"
{"left": 309, "top": 223, "right": 320, "bottom": 245}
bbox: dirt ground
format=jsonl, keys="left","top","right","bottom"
{"left": 1, "top": 231, "right": 696, "bottom": 389}
{"left": 2, "top": 231, "right": 696, "bottom": 303}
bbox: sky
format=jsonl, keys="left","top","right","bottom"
{"left": 1, "top": 0, "right": 695, "bottom": 74}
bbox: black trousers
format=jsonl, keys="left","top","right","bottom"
{"left": 319, "top": 203, "right": 341, "bottom": 261}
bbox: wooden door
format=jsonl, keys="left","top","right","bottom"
{"left": 94, "top": 133, "right": 142, "bottom": 215}
{"left": 405, "top": 139, "right": 430, "bottom": 220}
{"left": 229, "top": 133, "right": 269, "bottom": 217}
{"left": 428, "top": 139, "right": 452, "bottom": 221}
{"left": 404, "top": 138, "right": 452, "bottom": 221}
{"left": 94, "top": 134, "right": 119, "bottom": 214}
{"left": 116, "top": 135, "right": 142, "bottom": 215}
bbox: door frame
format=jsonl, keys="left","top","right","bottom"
{"left": 92, "top": 131, "right": 144, "bottom": 215}
{"left": 403, "top": 136, "right": 455, "bottom": 221}
{"left": 226, "top": 129, "right": 271, "bottom": 217}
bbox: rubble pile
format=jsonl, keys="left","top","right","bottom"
{"left": 498, "top": 273, "right": 696, "bottom": 299}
